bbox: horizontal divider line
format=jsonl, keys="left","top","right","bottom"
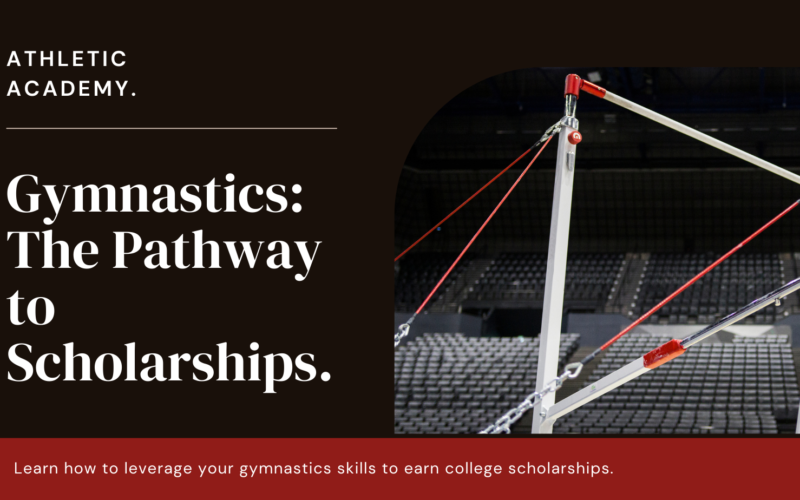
{"left": 6, "top": 127, "right": 338, "bottom": 130}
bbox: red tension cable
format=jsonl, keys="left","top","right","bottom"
{"left": 413, "top": 138, "right": 552, "bottom": 314}
{"left": 600, "top": 199, "right": 800, "bottom": 351}
{"left": 394, "top": 147, "right": 533, "bottom": 262}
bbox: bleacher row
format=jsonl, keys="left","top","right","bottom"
{"left": 394, "top": 333, "right": 800, "bottom": 435}
{"left": 466, "top": 253, "right": 624, "bottom": 304}
{"left": 395, "top": 252, "right": 799, "bottom": 323}
{"left": 634, "top": 254, "right": 788, "bottom": 325}
{"left": 394, "top": 254, "right": 471, "bottom": 313}
{"left": 394, "top": 333, "right": 581, "bottom": 434}
{"left": 554, "top": 334, "right": 799, "bottom": 434}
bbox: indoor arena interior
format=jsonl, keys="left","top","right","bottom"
{"left": 393, "top": 67, "right": 800, "bottom": 435}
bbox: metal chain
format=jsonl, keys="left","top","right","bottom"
{"left": 479, "top": 362, "right": 583, "bottom": 434}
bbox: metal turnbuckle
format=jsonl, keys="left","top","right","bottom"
{"left": 532, "top": 120, "right": 563, "bottom": 149}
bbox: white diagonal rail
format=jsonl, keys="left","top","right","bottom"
{"left": 602, "top": 91, "right": 800, "bottom": 186}
{"left": 543, "top": 277, "right": 800, "bottom": 427}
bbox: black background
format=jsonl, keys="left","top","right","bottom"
{"left": 0, "top": 5, "right": 791, "bottom": 437}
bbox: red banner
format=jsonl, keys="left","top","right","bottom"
{"left": 2, "top": 438, "right": 797, "bottom": 498}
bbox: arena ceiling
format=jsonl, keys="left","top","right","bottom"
{"left": 407, "top": 67, "right": 800, "bottom": 171}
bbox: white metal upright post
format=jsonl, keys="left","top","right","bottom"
{"left": 796, "top": 402, "right": 800, "bottom": 434}
{"left": 531, "top": 77, "right": 582, "bottom": 434}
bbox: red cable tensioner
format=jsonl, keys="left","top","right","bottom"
{"left": 395, "top": 136, "right": 554, "bottom": 346}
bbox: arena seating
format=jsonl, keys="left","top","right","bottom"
{"left": 394, "top": 333, "right": 581, "bottom": 434}
{"left": 634, "top": 253, "right": 787, "bottom": 325}
{"left": 466, "top": 253, "right": 624, "bottom": 307}
{"left": 394, "top": 254, "right": 470, "bottom": 313}
{"left": 553, "top": 333, "right": 799, "bottom": 434}
{"left": 554, "top": 409, "right": 779, "bottom": 434}
{"left": 396, "top": 252, "right": 796, "bottom": 320}
{"left": 395, "top": 331, "right": 798, "bottom": 434}
{"left": 393, "top": 250, "right": 799, "bottom": 434}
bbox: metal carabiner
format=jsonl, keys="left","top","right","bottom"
{"left": 563, "top": 362, "right": 583, "bottom": 379}
{"left": 394, "top": 323, "right": 411, "bottom": 347}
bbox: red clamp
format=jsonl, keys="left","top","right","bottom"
{"left": 580, "top": 79, "right": 606, "bottom": 98}
{"left": 564, "top": 74, "right": 607, "bottom": 99}
{"left": 643, "top": 339, "right": 686, "bottom": 369}
{"left": 564, "top": 74, "right": 582, "bottom": 98}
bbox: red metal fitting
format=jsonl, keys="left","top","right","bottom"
{"left": 580, "top": 80, "right": 607, "bottom": 98}
{"left": 564, "top": 74, "right": 582, "bottom": 98}
{"left": 643, "top": 339, "right": 686, "bottom": 369}
{"left": 568, "top": 131, "right": 582, "bottom": 145}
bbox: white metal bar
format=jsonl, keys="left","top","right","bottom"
{"left": 681, "top": 277, "right": 800, "bottom": 348}
{"left": 603, "top": 91, "right": 800, "bottom": 186}
{"left": 531, "top": 124, "right": 578, "bottom": 434}
{"left": 544, "top": 357, "right": 648, "bottom": 424}
{"left": 796, "top": 404, "right": 800, "bottom": 434}
{"left": 543, "top": 277, "right": 800, "bottom": 426}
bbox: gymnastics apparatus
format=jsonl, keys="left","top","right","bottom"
{"left": 395, "top": 74, "right": 800, "bottom": 434}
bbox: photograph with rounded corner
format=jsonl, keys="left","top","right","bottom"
{"left": 394, "top": 67, "right": 800, "bottom": 436}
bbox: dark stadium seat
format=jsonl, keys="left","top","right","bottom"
{"left": 394, "top": 333, "right": 580, "bottom": 434}
{"left": 553, "top": 332, "right": 799, "bottom": 434}
{"left": 393, "top": 253, "right": 800, "bottom": 435}
{"left": 466, "top": 253, "right": 624, "bottom": 308}
{"left": 633, "top": 253, "right": 787, "bottom": 325}
{"left": 394, "top": 254, "right": 471, "bottom": 313}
